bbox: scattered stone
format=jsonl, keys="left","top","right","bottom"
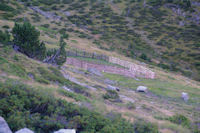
{"left": 87, "top": 68, "right": 102, "bottom": 77}
{"left": 136, "top": 86, "right": 148, "bottom": 93}
{"left": 15, "top": 128, "right": 34, "bottom": 133}
{"left": 81, "top": 102, "right": 93, "bottom": 110}
{"left": 54, "top": 129, "right": 76, "bottom": 133}
{"left": 134, "top": 78, "right": 140, "bottom": 81}
{"left": 28, "top": 73, "right": 34, "bottom": 79}
{"left": 119, "top": 95, "right": 135, "bottom": 103}
{"left": 0, "top": 116, "right": 12, "bottom": 133}
{"left": 62, "top": 86, "right": 73, "bottom": 92}
{"left": 104, "top": 79, "right": 117, "bottom": 85}
{"left": 64, "top": 11, "right": 71, "bottom": 16}
{"left": 30, "top": 6, "right": 61, "bottom": 21}
{"left": 182, "top": 92, "right": 189, "bottom": 102}
{"left": 13, "top": 45, "right": 20, "bottom": 52}
{"left": 107, "top": 85, "right": 120, "bottom": 91}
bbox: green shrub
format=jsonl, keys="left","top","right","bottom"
{"left": 58, "top": 89, "right": 89, "bottom": 102}
{"left": 0, "top": 3, "right": 15, "bottom": 12}
{"left": 0, "top": 30, "right": 10, "bottom": 44}
{"left": 35, "top": 76, "right": 50, "bottom": 84}
{"left": 168, "top": 114, "right": 191, "bottom": 128}
{"left": 37, "top": 67, "right": 87, "bottom": 95}
{"left": 12, "top": 22, "right": 46, "bottom": 60}
{"left": 126, "top": 102, "right": 136, "bottom": 110}
{"left": 0, "top": 80, "right": 135, "bottom": 132}
{"left": 103, "top": 90, "right": 119, "bottom": 100}
{"left": 134, "top": 119, "right": 159, "bottom": 133}
{"left": 9, "top": 63, "right": 27, "bottom": 78}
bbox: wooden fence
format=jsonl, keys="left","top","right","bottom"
{"left": 66, "top": 50, "right": 109, "bottom": 62}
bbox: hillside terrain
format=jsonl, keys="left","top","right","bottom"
{"left": 0, "top": 0, "right": 200, "bottom": 133}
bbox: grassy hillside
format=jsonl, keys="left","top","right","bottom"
{"left": 1, "top": 0, "right": 200, "bottom": 81}
{"left": 6, "top": 0, "right": 198, "bottom": 81}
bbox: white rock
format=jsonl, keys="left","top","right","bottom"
{"left": 182, "top": 92, "right": 189, "bottom": 102}
{"left": 62, "top": 86, "right": 73, "bottom": 92}
{"left": 54, "top": 129, "right": 76, "bottom": 133}
{"left": 136, "top": 86, "right": 148, "bottom": 93}
{"left": 107, "top": 85, "right": 120, "bottom": 91}
{"left": 0, "top": 116, "right": 12, "bottom": 133}
{"left": 87, "top": 68, "right": 102, "bottom": 77}
{"left": 15, "top": 128, "right": 34, "bottom": 133}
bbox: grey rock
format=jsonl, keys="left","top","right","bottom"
{"left": 104, "top": 79, "right": 116, "bottom": 85}
{"left": 136, "top": 86, "right": 148, "bottom": 93}
{"left": 15, "top": 128, "right": 34, "bottom": 133}
{"left": 64, "top": 11, "right": 71, "bottom": 16}
{"left": 13, "top": 45, "right": 20, "bottom": 52}
{"left": 62, "top": 86, "right": 73, "bottom": 92}
{"left": 0, "top": 117, "right": 12, "bottom": 133}
{"left": 28, "top": 73, "right": 34, "bottom": 79}
{"left": 54, "top": 129, "right": 76, "bottom": 133}
{"left": 87, "top": 68, "right": 102, "bottom": 77}
{"left": 107, "top": 85, "right": 120, "bottom": 91}
{"left": 119, "top": 95, "right": 135, "bottom": 103}
{"left": 182, "top": 92, "right": 189, "bottom": 102}
{"left": 30, "top": 6, "right": 61, "bottom": 21}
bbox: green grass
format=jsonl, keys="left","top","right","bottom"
{"left": 103, "top": 73, "right": 200, "bottom": 104}
{"left": 0, "top": 55, "right": 27, "bottom": 78}
{"left": 58, "top": 89, "right": 90, "bottom": 102}
{"left": 37, "top": 26, "right": 56, "bottom": 34}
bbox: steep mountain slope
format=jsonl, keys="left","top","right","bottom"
{"left": 2, "top": 0, "right": 200, "bottom": 80}
{"left": 0, "top": 0, "right": 200, "bottom": 133}
{"left": 8, "top": 0, "right": 200, "bottom": 80}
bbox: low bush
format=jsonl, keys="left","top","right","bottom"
{"left": 134, "top": 119, "right": 159, "bottom": 133}
{"left": 0, "top": 30, "right": 10, "bottom": 44}
{"left": 168, "top": 114, "right": 191, "bottom": 128}
{"left": 0, "top": 80, "right": 135, "bottom": 132}
{"left": 126, "top": 102, "right": 136, "bottom": 110}
{"left": 103, "top": 90, "right": 119, "bottom": 100}
{"left": 37, "top": 67, "right": 88, "bottom": 95}
{"left": 0, "top": 3, "right": 15, "bottom": 12}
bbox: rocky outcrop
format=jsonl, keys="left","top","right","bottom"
{"left": 0, "top": 117, "right": 12, "bottom": 133}
{"left": 15, "top": 128, "right": 34, "bottom": 133}
{"left": 54, "top": 129, "right": 76, "bottom": 133}
{"left": 136, "top": 86, "right": 148, "bottom": 93}
{"left": 182, "top": 92, "right": 189, "bottom": 102}
{"left": 87, "top": 68, "right": 103, "bottom": 77}
{"left": 107, "top": 85, "right": 120, "bottom": 91}
{"left": 30, "top": 6, "right": 61, "bottom": 21}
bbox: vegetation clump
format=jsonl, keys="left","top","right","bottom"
{"left": 103, "top": 90, "right": 120, "bottom": 101}
{"left": 0, "top": 80, "right": 136, "bottom": 133}
{"left": 134, "top": 119, "right": 159, "bottom": 133}
{"left": 168, "top": 114, "right": 191, "bottom": 128}
{"left": 12, "top": 22, "right": 46, "bottom": 60}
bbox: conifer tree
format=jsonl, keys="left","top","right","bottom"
{"left": 12, "top": 22, "right": 46, "bottom": 60}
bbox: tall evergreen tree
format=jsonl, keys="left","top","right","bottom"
{"left": 55, "top": 36, "right": 67, "bottom": 65}
{"left": 12, "top": 22, "right": 46, "bottom": 60}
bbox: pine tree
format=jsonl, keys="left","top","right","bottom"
{"left": 55, "top": 36, "right": 67, "bottom": 65}
{"left": 12, "top": 22, "right": 46, "bottom": 60}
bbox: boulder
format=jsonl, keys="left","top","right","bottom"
{"left": 15, "top": 128, "right": 34, "bottom": 133}
{"left": 62, "top": 86, "right": 73, "bottom": 92}
{"left": 87, "top": 68, "right": 102, "bottom": 77}
{"left": 136, "top": 86, "right": 148, "bottom": 93}
{"left": 104, "top": 79, "right": 116, "bottom": 85}
{"left": 107, "top": 85, "right": 120, "bottom": 91}
{"left": 54, "top": 129, "right": 76, "bottom": 133}
{"left": 0, "top": 116, "right": 12, "bottom": 133}
{"left": 182, "top": 92, "right": 189, "bottom": 102}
